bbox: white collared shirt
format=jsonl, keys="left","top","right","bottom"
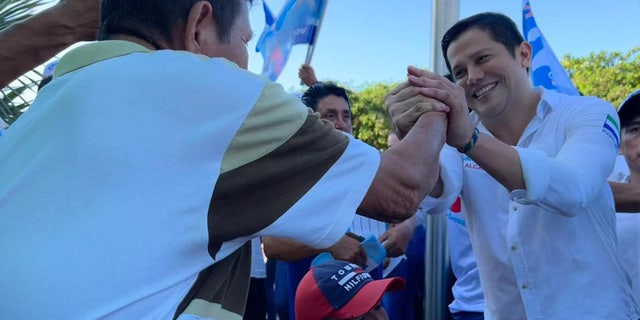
{"left": 437, "top": 88, "right": 639, "bottom": 319}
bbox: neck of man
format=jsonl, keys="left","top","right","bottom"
{"left": 481, "top": 88, "right": 541, "bottom": 146}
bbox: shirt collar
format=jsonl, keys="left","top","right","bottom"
{"left": 54, "top": 40, "right": 152, "bottom": 79}
{"left": 534, "top": 87, "right": 557, "bottom": 120}
{"left": 468, "top": 87, "right": 556, "bottom": 136}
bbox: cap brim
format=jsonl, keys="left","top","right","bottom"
{"left": 329, "top": 277, "right": 405, "bottom": 318}
{"left": 618, "top": 90, "right": 640, "bottom": 127}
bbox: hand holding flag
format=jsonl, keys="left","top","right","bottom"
{"left": 256, "top": 0, "right": 327, "bottom": 81}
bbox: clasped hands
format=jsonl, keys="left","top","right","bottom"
{"left": 386, "top": 66, "right": 475, "bottom": 148}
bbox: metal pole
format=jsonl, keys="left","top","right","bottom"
{"left": 425, "top": 1, "right": 459, "bottom": 319}
{"left": 431, "top": 0, "right": 459, "bottom": 75}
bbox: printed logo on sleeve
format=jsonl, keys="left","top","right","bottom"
{"left": 602, "top": 115, "right": 620, "bottom": 149}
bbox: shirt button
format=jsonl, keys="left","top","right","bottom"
{"left": 522, "top": 284, "right": 529, "bottom": 289}
{"left": 510, "top": 245, "right": 518, "bottom": 251}
{"left": 512, "top": 205, "right": 518, "bottom": 212}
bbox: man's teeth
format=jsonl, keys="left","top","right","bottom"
{"left": 474, "top": 83, "right": 496, "bottom": 97}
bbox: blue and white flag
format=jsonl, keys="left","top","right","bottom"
{"left": 522, "top": 0, "right": 579, "bottom": 95}
{"left": 256, "top": 0, "right": 326, "bottom": 81}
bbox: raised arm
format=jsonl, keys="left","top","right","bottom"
{"left": 0, "top": 0, "right": 100, "bottom": 87}
{"left": 406, "top": 67, "right": 619, "bottom": 216}
{"left": 357, "top": 110, "right": 447, "bottom": 222}
{"left": 298, "top": 64, "right": 318, "bottom": 87}
{"left": 263, "top": 234, "right": 367, "bottom": 266}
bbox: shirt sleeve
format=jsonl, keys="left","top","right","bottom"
{"left": 512, "top": 97, "right": 619, "bottom": 216}
{"left": 260, "top": 133, "right": 380, "bottom": 248}
{"left": 420, "top": 145, "right": 463, "bottom": 214}
{"left": 207, "top": 79, "right": 380, "bottom": 258}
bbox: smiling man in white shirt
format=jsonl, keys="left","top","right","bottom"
{"left": 387, "top": 12, "right": 639, "bottom": 320}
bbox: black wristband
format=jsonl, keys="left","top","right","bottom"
{"left": 457, "top": 127, "right": 480, "bottom": 153}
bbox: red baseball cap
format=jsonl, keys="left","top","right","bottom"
{"left": 295, "top": 260, "right": 405, "bottom": 320}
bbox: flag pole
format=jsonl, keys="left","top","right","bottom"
{"left": 299, "top": 0, "right": 328, "bottom": 85}
{"left": 303, "top": 0, "right": 329, "bottom": 65}
{"left": 425, "top": 1, "right": 458, "bottom": 319}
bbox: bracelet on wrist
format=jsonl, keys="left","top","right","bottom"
{"left": 457, "top": 127, "right": 480, "bottom": 153}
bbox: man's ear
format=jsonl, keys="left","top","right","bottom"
{"left": 183, "top": 1, "right": 216, "bottom": 53}
{"left": 517, "top": 41, "right": 533, "bottom": 69}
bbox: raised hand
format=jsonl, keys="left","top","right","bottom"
{"left": 406, "top": 66, "right": 475, "bottom": 148}
{"left": 385, "top": 74, "right": 450, "bottom": 139}
{"left": 327, "top": 234, "right": 367, "bottom": 267}
{"left": 379, "top": 221, "right": 415, "bottom": 258}
{"left": 298, "top": 64, "right": 318, "bottom": 87}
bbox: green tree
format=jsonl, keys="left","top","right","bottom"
{"left": 349, "top": 83, "right": 395, "bottom": 150}
{"left": 0, "top": 0, "right": 52, "bottom": 125}
{"left": 563, "top": 46, "right": 640, "bottom": 108}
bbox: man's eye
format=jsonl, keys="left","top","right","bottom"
{"left": 454, "top": 71, "right": 466, "bottom": 80}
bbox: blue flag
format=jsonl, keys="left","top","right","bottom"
{"left": 256, "top": 0, "right": 326, "bottom": 81}
{"left": 522, "top": 0, "right": 579, "bottom": 95}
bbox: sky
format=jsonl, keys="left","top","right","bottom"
{"left": 246, "top": 0, "right": 640, "bottom": 92}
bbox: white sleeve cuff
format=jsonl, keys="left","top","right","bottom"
{"left": 512, "top": 146, "right": 551, "bottom": 204}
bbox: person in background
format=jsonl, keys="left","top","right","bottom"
{"left": 446, "top": 195, "right": 485, "bottom": 320}
{"left": 608, "top": 89, "right": 640, "bottom": 305}
{"left": 264, "top": 82, "right": 406, "bottom": 318}
{"left": 295, "top": 260, "right": 405, "bottom": 320}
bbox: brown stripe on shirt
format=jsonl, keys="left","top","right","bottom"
{"left": 207, "top": 111, "right": 348, "bottom": 259}
{"left": 174, "top": 242, "right": 251, "bottom": 319}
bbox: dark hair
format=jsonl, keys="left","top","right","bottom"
{"left": 441, "top": 12, "right": 525, "bottom": 73}
{"left": 98, "top": 0, "right": 251, "bottom": 49}
{"left": 301, "top": 82, "right": 351, "bottom": 115}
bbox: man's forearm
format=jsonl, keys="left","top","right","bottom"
{"left": 262, "top": 236, "right": 322, "bottom": 261}
{"left": 610, "top": 181, "right": 640, "bottom": 213}
{"left": 0, "top": 9, "right": 73, "bottom": 86}
{"left": 0, "top": 0, "right": 99, "bottom": 87}
{"left": 358, "top": 112, "right": 447, "bottom": 222}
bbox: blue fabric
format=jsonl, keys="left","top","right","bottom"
{"left": 452, "top": 311, "right": 485, "bottom": 320}
{"left": 265, "top": 259, "right": 277, "bottom": 320}
{"left": 286, "top": 256, "right": 314, "bottom": 319}
{"left": 274, "top": 260, "right": 291, "bottom": 320}
{"left": 522, "top": 0, "right": 579, "bottom": 95}
{"left": 255, "top": 0, "right": 326, "bottom": 81}
{"left": 382, "top": 225, "right": 426, "bottom": 320}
